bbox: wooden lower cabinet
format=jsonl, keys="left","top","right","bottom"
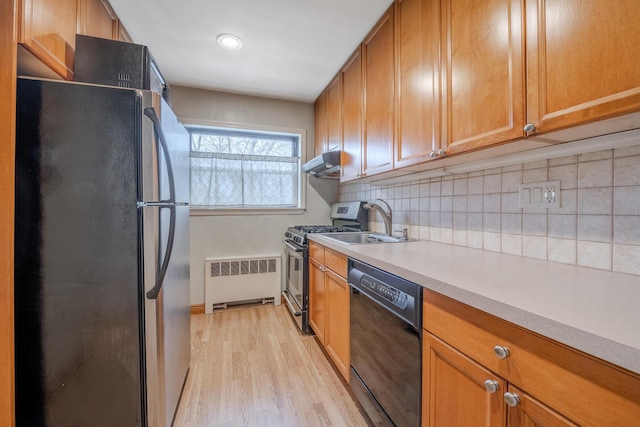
{"left": 308, "top": 242, "right": 350, "bottom": 383}
{"left": 506, "top": 385, "right": 577, "bottom": 427}
{"left": 324, "top": 268, "right": 350, "bottom": 380}
{"left": 423, "top": 333, "right": 506, "bottom": 427}
{"left": 422, "top": 289, "right": 640, "bottom": 427}
{"left": 308, "top": 256, "right": 326, "bottom": 345}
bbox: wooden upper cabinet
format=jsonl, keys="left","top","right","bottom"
{"left": 77, "top": 0, "right": 117, "bottom": 40}
{"left": 441, "top": 0, "right": 525, "bottom": 156}
{"left": 526, "top": 0, "right": 640, "bottom": 134}
{"left": 19, "top": 0, "right": 78, "bottom": 79}
{"left": 363, "top": 5, "right": 395, "bottom": 177}
{"left": 115, "top": 20, "right": 132, "bottom": 42}
{"left": 341, "top": 47, "right": 363, "bottom": 182}
{"left": 314, "top": 91, "right": 327, "bottom": 157}
{"left": 326, "top": 73, "right": 342, "bottom": 153}
{"left": 395, "top": 0, "right": 440, "bottom": 168}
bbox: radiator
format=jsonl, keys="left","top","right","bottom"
{"left": 204, "top": 255, "right": 281, "bottom": 314}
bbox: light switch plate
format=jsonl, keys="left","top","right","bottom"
{"left": 519, "top": 180, "right": 560, "bottom": 209}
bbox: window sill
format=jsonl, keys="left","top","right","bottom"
{"left": 190, "top": 207, "right": 307, "bottom": 216}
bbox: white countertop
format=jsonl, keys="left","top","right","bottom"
{"left": 309, "top": 234, "right": 640, "bottom": 375}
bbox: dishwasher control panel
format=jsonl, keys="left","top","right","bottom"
{"left": 362, "top": 276, "right": 409, "bottom": 309}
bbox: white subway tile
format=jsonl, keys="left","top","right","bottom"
{"left": 453, "top": 195, "right": 467, "bottom": 212}
{"left": 550, "top": 189, "right": 577, "bottom": 215}
{"left": 418, "top": 226, "right": 430, "bottom": 240}
{"left": 484, "top": 194, "right": 501, "bottom": 213}
{"left": 441, "top": 179, "right": 454, "bottom": 196}
{"left": 578, "top": 188, "right": 613, "bottom": 215}
{"left": 441, "top": 196, "right": 453, "bottom": 212}
{"left": 484, "top": 167, "right": 502, "bottom": 175}
{"left": 614, "top": 186, "right": 640, "bottom": 215}
{"left": 549, "top": 155, "right": 577, "bottom": 166}
{"left": 483, "top": 232, "right": 502, "bottom": 252}
{"left": 548, "top": 238, "right": 577, "bottom": 265}
{"left": 523, "top": 236, "right": 548, "bottom": 260}
{"left": 484, "top": 213, "right": 501, "bottom": 232}
{"left": 549, "top": 164, "right": 578, "bottom": 189}
{"left": 614, "top": 156, "right": 640, "bottom": 186}
{"left": 468, "top": 213, "right": 483, "bottom": 231}
{"left": 577, "top": 241, "right": 612, "bottom": 270}
{"left": 502, "top": 171, "right": 523, "bottom": 193}
{"left": 501, "top": 193, "right": 520, "bottom": 213}
{"left": 523, "top": 168, "right": 548, "bottom": 183}
{"left": 484, "top": 174, "right": 502, "bottom": 194}
{"left": 614, "top": 144, "right": 640, "bottom": 158}
{"left": 502, "top": 234, "right": 523, "bottom": 256}
{"left": 523, "top": 213, "right": 548, "bottom": 237}
{"left": 441, "top": 228, "right": 453, "bottom": 244}
{"left": 613, "top": 244, "right": 640, "bottom": 275}
{"left": 613, "top": 216, "right": 640, "bottom": 245}
{"left": 441, "top": 212, "right": 453, "bottom": 228}
{"left": 468, "top": 176, "right": 484, "bottom": 195}
{"left": 453, "top": 229, "right": 468, "bottom": 246}
{"left": 577, "top": 215, "right": 613, "bottom": 243}
{"left": 429, "top": 227, "right": 441, "bottom": 242}
{"left": 430, "top": 181, "right": 442, "bottom": 197}
{"left": 503, "top": 164, "right": 523, "bottom": 173}
{"left": 502, "top": 213, "right": 522, "bottom": 234}
{"left": 524, "top": 159, "right": 549, "bottom": 170}
{"left": 454, "top": 178, "right": 468, "bottom": 195}
{"left": 468, "top": 230, "right": 483, "bottom": 249}
{"left": 578, "top": 160, "right": 612, "bottom": 188}
{"left": 453, "top": 212, "right": 467, "bottom": 229}
{"left": 467, "top": 195, "right": 483, "bottom": 213}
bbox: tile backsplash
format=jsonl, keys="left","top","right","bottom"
{"left": 338, "top": 144, "right": 640, "bottom": 275}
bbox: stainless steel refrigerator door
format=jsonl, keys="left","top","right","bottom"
{"left": 140, "top": 91, "right": 190, "bottom": 205}
{"left": 140, "top": 90, "right": 191, "bottom": 427}
{"left": 141, "top": 204, "right": 190, "bottom": 427}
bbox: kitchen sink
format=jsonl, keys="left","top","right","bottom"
{"left": 321, "top": 232, "right": 414, "bottom": 245}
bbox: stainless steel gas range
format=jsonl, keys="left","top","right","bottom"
{"left": 282, "top": 201, "right": 368, "bottom": 334}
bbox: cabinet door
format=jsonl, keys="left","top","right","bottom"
{"left": 441, "top": 0, "right": 525, "bottom": 155}
{"left": 526, "top": 0, "right": 640, "bottom": 134}
{"left": 326, "top": 74, "right": 342, "bottom": 153}
{"left": 115, "top": 20, "right": 132, "bottom": 42}
{"left": 308, "top": 257, "right": 326, "bottom": 344}
{"left": 340, "top": 47, "right": 364, "bottom": 182}
{"left": 363, "top": 6, "right": 395, "bottom": 177}
{"left": 325, "top": 269, "right": 350, "bottom": 382}
{"left": 19, "top": 0, "right": 78, "bottom": 79}
{"left": 395, "top": 0, "right": 440, "bottom": 168}
{"left": 506, "top": 385, "right": 577, "bottom": 427}
{"left": 77, "top": 0, "right": 117, "bottom": 40}
{"left": 314, "top": 91, "right": 327, "bottom": 156}
{"left": 423, "top": 333, "right": 506, "bottom": 427}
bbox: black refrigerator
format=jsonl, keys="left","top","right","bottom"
{"left": 14, "top": 77, "right": 191, "bottom": 426}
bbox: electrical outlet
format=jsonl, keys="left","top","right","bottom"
{"left": 519, "top": 181, "right": 560, "bottom": 209}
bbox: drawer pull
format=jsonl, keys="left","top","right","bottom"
{"left": 504, "top": 392, "right": 521, "bottom": 407}
{"left": 493, "top": 345, "right": 510, "bottom": 359}
{"left": 483, "top": 380, "right": 500, "bottom": 394}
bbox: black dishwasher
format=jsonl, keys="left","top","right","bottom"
{"left": 348, "top": 258, "right": 422, "bottom": 427}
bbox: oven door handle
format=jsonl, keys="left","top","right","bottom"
{"left": 283, "top": 240, "right": 304, "bottom": 253}
{"left": 283, "top": 292, "right": 302, "bottom": 316}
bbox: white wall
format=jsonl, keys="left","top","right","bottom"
{"left": 170, "top": 86, "right": 332, "bottom": 305}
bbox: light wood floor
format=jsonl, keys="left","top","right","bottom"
{"left": 173, "top": 304, "right": 369, "bottom": 427}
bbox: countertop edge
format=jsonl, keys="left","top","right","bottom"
{"left": 308, "top": 234, "right": 640, "bottom": 376}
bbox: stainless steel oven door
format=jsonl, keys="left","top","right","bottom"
{"left": 282, "top": 239, "right": 310, "bottom": 333}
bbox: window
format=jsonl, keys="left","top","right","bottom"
{"left": 188, "top": 126, "right": 302, "bottom": 210}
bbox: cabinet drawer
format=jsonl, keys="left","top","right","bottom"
{"left": 309, "top": 241, "right": 324, "bottom": 263}
{"left": 324, "top": 247, "right": 347, "bottom": 278}
{"left": 423, "top": 290, "right": 640, "bottom": 426}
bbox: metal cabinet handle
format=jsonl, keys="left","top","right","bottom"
{"left": 494, "top": 345, "right": 510, "bottom": 359}
{"left": 435, "top": 148, "right": 447, "bottom": 157}
{"left": 504, "top": 392, "right": 520, "bottom": 407}
{"left": 429, "top": 151, "right": 438, "bottom": 158}
{"left": 484, "top": 380, "right": 500, "bottom": 394}
{"left": 524, "top": 123, "right": 536, "bottom": 133}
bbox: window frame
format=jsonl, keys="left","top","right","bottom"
{"left": 183, "top": 118, "right": 307, "bottom": 216}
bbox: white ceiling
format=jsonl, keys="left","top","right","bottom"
{"left": 108, "top": 0, "right": 393, "bottom": 103}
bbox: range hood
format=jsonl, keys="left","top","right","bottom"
{"left": 302, "top": 151, "right": 341, "bottom": 177}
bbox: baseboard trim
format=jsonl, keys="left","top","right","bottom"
{"left": 190, "top": 304, "right": 205, "bottom": 315}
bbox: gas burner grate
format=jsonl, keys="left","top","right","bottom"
{"left": 293, "top": 225, "right": 353, "bottom": 234}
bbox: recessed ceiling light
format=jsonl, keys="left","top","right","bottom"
{"left": 217, "top": 34, "right": 243, "bottom": 50}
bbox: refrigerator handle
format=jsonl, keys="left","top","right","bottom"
{"left": 143, "top": 106, "right": 177, "bottom": 300}
{"left": 147, "top": 205, "right": 176, "bottom": 300}
{"left": 143, "top": 106, "right": 176, "bottom": 204}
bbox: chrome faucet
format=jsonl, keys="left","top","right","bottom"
{"left": 363, "top": 199, "right": 393, "bottom": 236}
